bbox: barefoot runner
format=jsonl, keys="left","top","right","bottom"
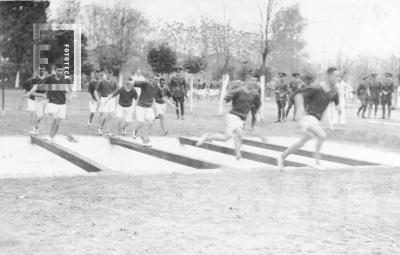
{"left": 196, "top": 82, "right": 261, "bottom": 160}
{"left": 95, "top": 70, "right": 117, "bottom": 136}
{"left": 105, "top": 76, "right": 138, "bottom": 135}
{"left": 87, "top": 70, "right": 101, "bottom": 126}
{"left": 277, "top": 67, "right": 342, "bottom": 170}
{"left": 154, "top": 78, "right": 174, "bottom": 135}
{"left": 132, "top": 75, "right": 160, "bottom": 147}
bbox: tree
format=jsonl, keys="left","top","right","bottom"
{"left": 183, "top": 56, "right": 207, "bottom": 74}
{"left": 85, "top": 1, "right": 149, "bottom": 75}
{"left": 0, "top": 1, "right": 49, "bottom": 78}
{"left": 147, "top": 43, "right": 177, "bottom": 75}
{"left": 270, "top": 4, "right": 307, "bottom": 73}
{"left": 259, "top": 0, "right": 274, "bottom": 74}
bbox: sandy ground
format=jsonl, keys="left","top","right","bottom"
{"left": 0, "top": 168, "right": 400, "bottom": 255}
{"left": 1, "top": 90, "right": 400, "bottom": 254}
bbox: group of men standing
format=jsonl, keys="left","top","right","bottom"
{"left": 357, "top": 72, "right": 395, "bottom": 119}
{"left": 274, "top": 72, "right": 309, "bottom": 122}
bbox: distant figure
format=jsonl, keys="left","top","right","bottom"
{"left": 367, "top": 73, "right": 381, "bottom": 118}
{"left": 381, "top": 72, "right": 395, "bottom": 119}
{"left": 274, "top": 72, "right": 289, "bottom": 122}
{"left": 331, "top": 75, "right": 352, "bottom": 125}
{"left": 286, "top": 72, "right": 304, "bottom": 120}
{"left": 357, "top": 75, "right": 369, "bottom": 118}
{"left": 169, "top": 68, "right": 187, "bottom": 120}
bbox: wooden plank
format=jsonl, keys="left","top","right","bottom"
{"left": 178, "top": 137, "right": 306, "bottom": 167}
{"left": 242, "top": 139, "right": 378, "bottom": 166}
{"left": 109, "top": 137, "right": 221, "bottom": 169}
{"left": 30, "top": 135, "right": 108, "bottom": 172}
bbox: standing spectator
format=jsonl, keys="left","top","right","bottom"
{"left": 169, "top": 68, "right": 187, "bottom": 120}
{"left": 275, "top": 72, "right": 290, "bottom": 122}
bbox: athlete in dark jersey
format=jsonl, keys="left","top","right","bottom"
{"left": 278, "top": 67, "right": 341, "bottom": 170}
{"left": 133, "top": 76, "right": 160, "bottom": 146}
{"left": 381, "top": 73, "right": 394, "bottom": 119}
{"left": 95, "top": 70, "right": 118, "bottom": 136}
{"left": 196, "top": 82, "right": 261, "bottom": 160}
{"left": 87, "top": 70, "right": 101, "bottom": 126}
{"left": 154, "top": 78, "right": 174, "bottom": 135}
{"left": 23, "top": 68, "right": 46, "bottom": 134}
{"left": 105, "top": 77, "right": 138, "bottom": 135}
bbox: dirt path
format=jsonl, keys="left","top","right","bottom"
{"left": 1, "top": 168, "right": 400, "bottom": 254}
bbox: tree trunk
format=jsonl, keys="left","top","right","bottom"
{"left": 259, "top": 75, "right": 265, "bottom": 120}
{"left": 218, "top": 73, "right": 230, "bottom": 114}
{"left": 190, "top": 74, "right": 194, "bottom": 112}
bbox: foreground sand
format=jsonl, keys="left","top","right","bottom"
{"left": 1, "top": 167, "right": 399, "bottom": 254}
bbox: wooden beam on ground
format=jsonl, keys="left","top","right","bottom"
{"left": 109, "top": 137, "right": 220, "bottom": 169}
{"left": 242, "top": 139, "right": 378, "bottom": 166}
{"left": 178, "top": 137, "right": 305, "bottom": 167}
{"left": 30, "top": 135, "right": 108, "bottom": 172}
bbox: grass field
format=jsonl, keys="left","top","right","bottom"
{"left": 1, "top": 89, "right": 400, "bottom": 254}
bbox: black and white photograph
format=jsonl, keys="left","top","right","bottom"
{"left": 1, "top": 0, "right": 400, "bottom": 254}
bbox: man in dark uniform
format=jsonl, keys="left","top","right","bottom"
{"left": 286, "top": 72, "right": 304, "bottom": 120}
{"left": 381, "top": 72, "right": 395, "bottom": 119}
{"left": 169, "top": 68, "right": 187, "bottom": 120}
{"left": 275, "top": 72, "right": 290, "bottom": 122}
{"left": 367, "top": 73, "right": 381, "bottom": 118}
{"left": 356, "top": 75, "right": 370, "bottom": 118}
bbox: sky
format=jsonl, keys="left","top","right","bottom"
{"left": 50, "top": 0, "right": 400, "bottom": 64}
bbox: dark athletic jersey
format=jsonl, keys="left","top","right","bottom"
{"left": 301, "top": 84, "right": 339, "bottom": 120}
{"left": 96, "top": 79, "right": 117, "bottom": 97}
{"left": 23, "top": 78, "right": 35, "bottom": 100}
{"left": 112, "top": 86, "right": 138, "bottom": 107}
{"left": 134, "top": 81, "right": 159, "bottom": 108}
{"left": 368, "top": 80, "right": 381, "bottom": 99}
{"left": 44, "top": 75, "right": 70, "bottom": 105}
{"left": 155, "top": 86, "right": 172, "bottom": 104}
{"left": 225, "top": 87, "right": 261, "bottom": 121}
{"left": 88, "top": 80, "right": 99, "bottom": 101}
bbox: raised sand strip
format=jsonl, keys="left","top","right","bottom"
{"left": 246, "top": 136, "right": 395, "bottom": 167}
{"left": 109, "top": 136, "right": 221, "bottom": 169}
{"left": 31, "top": 135, "right": 110, "bottom": 172}
{"left": 0, "top": 136, "right": 89, "bottom": 179}
{"left": 178, "top": 137, "right": 306, "bottom": 167}
{"left": 210, "top": 140, "right": 349, "bottom": 169}
{"left": 57, "top": 136, "right": 213, "bottom": 175}
{"left": 241, "top": 139, "right": 377, "bottom": 166}
{"left": 146, "top": 136, "right": 268, "bottom": 169}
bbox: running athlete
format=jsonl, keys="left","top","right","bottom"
{"left": 87, "top": 70, "right": 101, "bottom": 126}
{"left": 277, "top": 67, "right": 342, "bottom": 170}
{"left": 105, "top": 76, "right": 138, "bottom": 135}
{"left": 24, "top": 67, "right": 47, "bottom": 135}
{"left": 27, "top": 65, "right": 71, "bottom": 142}
{"left": 95, "top": 70, "right": 118, "bottom": 136}
{"left": 196, "top": 82, "right": 261, "bottom": 160}
{"left": 133, "top": 75, "right": 160, "bottom": 147}
{"left": 154, "top": 78, "right": 174, "bottom": 135}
